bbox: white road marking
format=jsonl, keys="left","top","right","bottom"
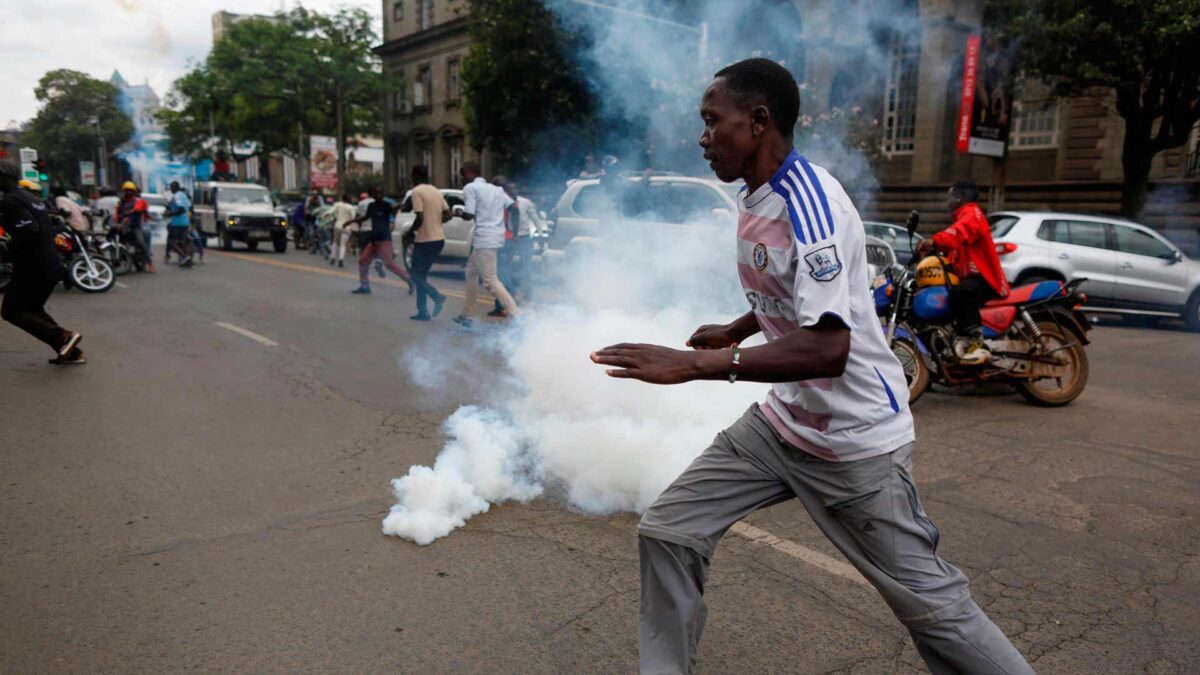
{"left": 729, "top": 521, "right": 869, "bottom": 587}
{"left": 214, "top": 321, "right": 279, "bottom": 347}
{"left": 115, "top": 282, "right": 128, "bottom": 289}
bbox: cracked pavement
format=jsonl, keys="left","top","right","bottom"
{"left": 1, "top": 248, "right": 1198, "bottom": 673}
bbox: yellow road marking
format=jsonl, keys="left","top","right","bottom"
{"left": 212, "top": 250, "right": 493, "bottom": 306}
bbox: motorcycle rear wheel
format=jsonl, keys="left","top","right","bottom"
{"left": 111, "top": 247, "right": 134, "bottom": 276}
{"left": 891, "top": 339, "right": 929, "bottom": 405}
{"left": 1013, "top": 322, "right": 1088, "bottom": 406}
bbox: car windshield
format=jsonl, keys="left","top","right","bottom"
{"left": 863, "top": 223, "right": 920, "bottom": 254}
{"left": 220, "top": 188, "right": 272, "bottom": 206}
{"left": 143, "top": 195, "right": 169, "bottom": 207}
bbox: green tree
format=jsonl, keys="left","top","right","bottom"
{"left": 159, "top": 7, "right": 385, "bottom": 186}
{"left": 24, "top": 69, "right": 133, "bottom": 187}
{"left": 988, "top": 0, "right": 1200, "bottom": 218}
{"left": 461, "top": 0, "right": 596, "bottom": 174}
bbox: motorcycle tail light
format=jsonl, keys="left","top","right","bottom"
{"left": 54, "top": 233, "right": 72, "bottom": 252}
{"left": 996, "top": 242, "right": 1018, "bottom": 255}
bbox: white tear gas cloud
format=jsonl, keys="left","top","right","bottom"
{"left": 383, "top": 0, "right": 922, "bottom": 544}
{"left": 384, "top": 222, "right": 769, "bottom": 545}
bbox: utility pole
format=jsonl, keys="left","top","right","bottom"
{"left": 335, "top": 82, "right": 345, "bottom": 193}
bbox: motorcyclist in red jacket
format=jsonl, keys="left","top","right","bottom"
{"left": 916, "top": 181, "right": 1010, "bottom": 364}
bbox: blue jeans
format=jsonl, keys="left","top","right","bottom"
{"left": 411, "top": 240, "right": 445, "bottom": 315}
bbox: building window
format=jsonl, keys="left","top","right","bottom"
{"left": 1187, "top": 121, "right": 1200, "bottom": 178}
{"left": 447, "top": 58, "right": 461, "bottom": 104}
{"left": 392, "top": 78, "right": 411, "bottom": 115}
{"left": 1012, "top": 101, "right": 1059, "bottom": 149}
{"left": 882, "top": 33, "right": 919, "bottom": 155}
{"left": 413, "top": 65, "right": 431, "bottom": 110}
{"left": 418, "top": 0, "right": 433, "bottom": 30}
{"left": 447, "top": 139, "right": 462, "bottom": 187}
{"left": 420, "top": 144, "right": 433, "bottom": 178}
{"left": 392, "top": 1, "right": 403, "bottom": 22}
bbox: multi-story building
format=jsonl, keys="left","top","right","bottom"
{"left": 376, "top": 0, "right": 491, "bottom": 193}
{"left": 374, "top": 0, "right": 1199, "bottom": 231}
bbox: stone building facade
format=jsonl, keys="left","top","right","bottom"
{"left": 376, "top": 0, "right": 495, "bottom": 194}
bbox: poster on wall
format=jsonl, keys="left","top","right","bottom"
{"left": 956, "top": 34, "right": 1012, "bottom": 158}
{"left": 310, "top": 135, "right": 338, "bottom": 189}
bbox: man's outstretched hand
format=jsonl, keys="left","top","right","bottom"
{"left": 590, "top": 343, "right": 705, "bottom": 385}
{"left": 686, "top": 324, "right": 737, "bottom": 350}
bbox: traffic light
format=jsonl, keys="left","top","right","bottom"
{"left": 36, "top": 159, "right": 48, "bottom": 182}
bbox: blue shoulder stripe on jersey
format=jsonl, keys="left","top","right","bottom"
{"left": 768, "top": 150, "right": 814, "bottom": 244}
{"left": 798, "top": 156, "right": 836, "bottom": 237}
{"left": 737, "top": 184, "right": 748, "bottom": 194}
{"left": 785, "top": 167, "right": 828, "bottom": 241}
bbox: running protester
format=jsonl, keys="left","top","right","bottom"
{"left": 347, "top": 186, "right": 411, "bottom": 295}
{"left": 452, "top": 162, "right": 520, "bottom": 329}
{"left": 405, "top": 164, "right": 450, "bottom": 321}
{"left": 591, "top": 59, "right": 1033, "bottom": 675}
{"left": 329, "top": 193, "right": 358, "bottom": 268}
{"left": 0, "top": 160, "right": 85, "bottom": 364}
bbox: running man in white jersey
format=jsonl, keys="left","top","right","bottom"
{"left": 591, "top": 58, "right": 1032, "bottom": 675}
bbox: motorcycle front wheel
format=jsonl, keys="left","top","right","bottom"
{"left": 68, "top": 256, "right": 115, "bottom": 293}
{"left": 891, "top": 338, "right": 930, "bottom": 405}
{"left": 1013, "top": 322, "right": 1088, "bottom": 406}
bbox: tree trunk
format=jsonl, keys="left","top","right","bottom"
{"left": 1119, "top": 116, "right": 1154, "bottom": 219}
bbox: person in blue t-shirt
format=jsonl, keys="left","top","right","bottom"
{"left": 164, "top": 182, "right": 195, "bottom": 268}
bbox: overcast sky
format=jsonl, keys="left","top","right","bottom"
{"left": 2, "top": 0, "right": 381, "bottom": 127}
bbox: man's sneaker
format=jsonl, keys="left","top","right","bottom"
{"left": 50, "top": 349, "right": 87, "bottom": 365}
{"left": 487, "top": 308, "right": 508, "bottom": 318}
{"left": 410, "top": 313, "right": 431, "bottom": 321}
{"left": 351, "top": 286, "right": 372, "bottom": 295}
{"left": 955, "top": 337, "right": 991, "bottom": 365}
{"left": 181, "top": 257, "right": 194, "bottom": 269}
{"left": 329, "top": 258, "right": 337, "bottom": 266}
{"left": 374, "top": 259, "right": 385, "bottom": 279}
{"left": 432, "top": 294, "right": 447, "bottom": 317}
{"left": 452, "top": 315, "right": 474, "bottom": 330}
{"left": 58, "top": 332, "right": 82, "bottom": 358}
{"left": 338, "top": 259, "right": 344, "bottom": 268}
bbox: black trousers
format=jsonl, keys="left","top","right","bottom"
{"left": 2, "top": 273, "right": 69, "bottom": 351}
{"left": 948, "top": 275, "right": 999, "bottom": 333}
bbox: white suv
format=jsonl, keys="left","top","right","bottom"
{"left": 548, "top": 174, "right": 742, "bottom": 253}
{"left": 990, "top": 211, "right": 1200, "bottom": 329}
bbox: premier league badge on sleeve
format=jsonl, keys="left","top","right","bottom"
{"left": 752, "top": 242, "right": 769, "bottom": 271}
{"left": 805, "top": 245, "right": 842, "bottom": 282}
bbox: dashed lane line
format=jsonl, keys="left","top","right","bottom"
{"left": 211, "top": 250, "right": 494, "bottom": 306}
{"left": 729, "top": 521, "right": 869, "bottom": 587}
{"left": 115, "top": 281, "right": 128, "bottom": 289}
{"left": 214, "top": 321, "right": 279, "bottom": 347}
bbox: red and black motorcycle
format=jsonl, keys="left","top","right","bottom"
{"left": 873, "top": 212, "right": 1092, "bottom": 406}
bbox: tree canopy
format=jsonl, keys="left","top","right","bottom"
{"left": 23, "top": 69, "right": 133, "bottom": 187}
{"left": 461, "top": 0, "right": 597, "bottom": 176}
{"left": 989, "top": 0, "right": 1200, "bottom": 217}
{"left": 159, "top": 7, "right": 384, "bottom": 164}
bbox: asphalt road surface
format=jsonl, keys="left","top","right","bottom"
{"left": 2, "top": 245, "right": 1198, "bottom": 674}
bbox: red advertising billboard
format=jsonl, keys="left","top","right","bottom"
{"left": 957, "top": 34, "right": 1011, "bottom": 157}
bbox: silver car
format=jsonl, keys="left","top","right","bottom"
{"left": 990, "top": 211, "right": 1200, "bottom": 330}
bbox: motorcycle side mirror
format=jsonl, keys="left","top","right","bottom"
{"left": 905, "top": 210, "right": 920, "bottom": 236}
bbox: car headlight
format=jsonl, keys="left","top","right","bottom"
{"left": 227, "top": 216, "right": 240, "bottom": 225}
{"left": 278, "top": 217, "right": 288, "bottom": 227}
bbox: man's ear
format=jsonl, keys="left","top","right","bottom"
{"left": 751, "top": 104, "right": 771, "bottom": 137}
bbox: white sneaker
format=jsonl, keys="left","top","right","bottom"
{"left": 955, "top": 337, "right": 991, "bottom": 365}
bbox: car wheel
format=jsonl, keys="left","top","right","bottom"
{"left": 1185, "top": 290, "right": 1200, "bottom": 332}
{"left": 219, "top": 225, "right": 233, "bottom": 251}
{"left": 272, "top": 235, "right": 288, "bottom": 253}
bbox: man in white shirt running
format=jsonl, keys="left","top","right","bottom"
{"left": 591, "top": 58, "right": 1032, "bottom": 675}
{"left": 452, "top": 162, "right": 520, "bottom": 330}
{"left": 328, "top": 193, "right": 358, "bottom": 268}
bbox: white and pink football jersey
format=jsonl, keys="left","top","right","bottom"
{"left": 736, "top": 151, "right": 914, "bottom": 462}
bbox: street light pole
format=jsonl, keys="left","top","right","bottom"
{"left": 565, "top": 0, "right": 708, "bottom": 72}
